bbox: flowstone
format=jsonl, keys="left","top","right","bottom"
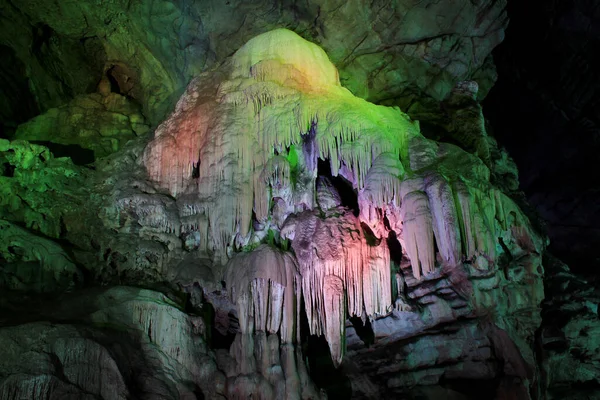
{"left": 137, "top": 28, "right": 545, "bottom": 397}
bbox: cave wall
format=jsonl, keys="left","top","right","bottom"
{"left": 0, "top": 0, "right": 508, "bottom": 131}
{"left": 0, "top": 0, "right": 598, "bottom": 399}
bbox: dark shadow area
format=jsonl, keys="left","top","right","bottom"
{"left": 207, "top": 306, "right": 236, "bottom": 350}
{"left": 483, "top": 0, "right": 600, "bottom": 276}
{"left": 438, "top": 376, "right": 501, "bottom": 400}
{"left": 386, "top": 230, "right": 403, "bottom": 266}
{"left": 360, "top": 222, "right": 381, "bottom": 246}
{"left": 0, "top": 45, "right": 39, "bottom": 138}
{"left": 1, "top": 162, "right": 15, "bottom": 177}
{"left": 106, "top": 66, "right": 122, "bottom": 94}
{"left": 30, "top": 141, "right": 95, "bottom": 165}
{"left": 317, "top": 158, "right": 358, "bottom": 215}
{"left": 349, "top": 316, "right": 375, "bottom": 347}
{"left": 299, "top": 296, "right": 352, "bottom": 399}
{"left": 301, "top": 119, "right": 318, "bottom": 172}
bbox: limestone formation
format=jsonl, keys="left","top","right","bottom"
{"left": 0, "top": 25, "right": 555, "bottom": 400}
{"left": 139, "top": 30, "right": 545, "bottom": 384}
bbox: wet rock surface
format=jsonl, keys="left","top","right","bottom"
{"left": 0, "top": 2, "right": 595, "bottom": 398}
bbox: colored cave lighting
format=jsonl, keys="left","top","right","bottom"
{"left": 138, "top": 28, "right": 539, "bottom": 368}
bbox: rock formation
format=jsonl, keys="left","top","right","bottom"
{"left": 136, "top": 29, "right": 545, "bottom": 397}
{"left": 0, "top": 0, "right": 508, "bottom": 131}
{"left": 0, "top": 4, "right": 590, "bottom": 398}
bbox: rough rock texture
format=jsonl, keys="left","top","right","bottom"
{"left": 0, "top": 0, "right": 508, "bottom": 132}
{"left": 0, "top": 220, "right": 81, "bottom": 292}
{"left": 0, "top": 22, "right": 570, "bottom": 400}
{"left": 138, "top": 29, "right": 544, "bottom": 398}
{"left": 0, "top": 139, "right": 89, "bottom": 238}
{"left": 0, "top": 286, "right": 225, "bottom": 399}
{"left": 540, "top": 253, "right": 600, "bottom": 399}
{"left": 15, "top": 93, "right": 149, "bottom": 161}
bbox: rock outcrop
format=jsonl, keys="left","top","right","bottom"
{"left": 0, "top": 24, "right": 559, "bottom": 400}
{"left": 0, "top": 286, "right": 225, "bottom": 399}
{"left": 540, "top": 253, "right": 600, "bottom": 399}
{"left": 15, "top": 93, "right": 149, "bottom": 161}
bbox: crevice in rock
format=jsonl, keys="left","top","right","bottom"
{"left": 387, "top": 230, "right": 403, "bottom": 266}
{"left": 30, "top": 141, "right": 95, "bottom": 165}
{"left": 32, "top": 24, "right": 53, "bottom": 58}
{"left": 191, "top": 159, "right": 200, "bottom": 179}
{"left": 497, "top": 237, "right": 512, "bottom": 280}
{"left": 106, "top": 66, "right": 122, "bottom": 94}
{"left": 361, "top": 222, "right": 381, "bottom": 246}
{"left": 301, "top": 119, "right": 318, "bottom": 173}
{"left": 349, "top": 316, "right": 375, "bottom": 347}
{"left": 299, "top": 296, "right": 352, "bottom": 399}
{"left": 201, "top": 301, "right": 235, "bottom": 350}
{"left": 1, "top": 162, "right": 15, "bottom": 177}
{"left": 317, "top": 158, "right": 358, "bottom": 215}
{"left": 193, "top": 384, "right": 205, "bottom": 400}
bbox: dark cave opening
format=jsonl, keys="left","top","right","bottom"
{"left": 30, "top": 141, "right": 95, "bottom": 165}
{"left": 317, "top": 158, "right": 359, "bottom": 215}
{"left": 299, "top": 295, "right": 352, "bottom": 399}
{"left": 0, "top": 45, "right": 39, "bottom": 139}
{"left": 386, "top": 229, "right": 403, "bottom": 267}
{"left": 106, "top": 66, "right": 122, "bottom": 94}
{"left": 205, "top": 304, "right": 236, "bottom": 351}
{"left": 349, "top": 316, "right": 375, "bottom": 347}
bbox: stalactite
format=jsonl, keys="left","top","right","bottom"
{"left": 225, "top": 245, "right": 299, "bottom": 342}
{"left": 425, "top": 174, "right": 461, "bottom": 267}
{"left": 283, "top": 208, "right": 393, "bottom": 366}
{"left": 137, "top": 28, "right": 546, "bottom": 377}
{"left": 453, "top": 181, "right": 496, "bottom": 264}
{"left": 400, "top": 191, "right": 435, "bottom": 279}
{"left": 323, "top": 275, "right": 345, "bottom": 367}
{"left": 358, "top": 152, "right": 405, "bottom": 238}
{"left": 143, "top": 29, "right": 421, "bottom": 255}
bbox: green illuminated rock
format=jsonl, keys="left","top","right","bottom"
{"left": 0, "top": 0, "right": 507, "bottom": 127}
{"left": 15, "top": 93, "right": 149, "bottom": 160}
